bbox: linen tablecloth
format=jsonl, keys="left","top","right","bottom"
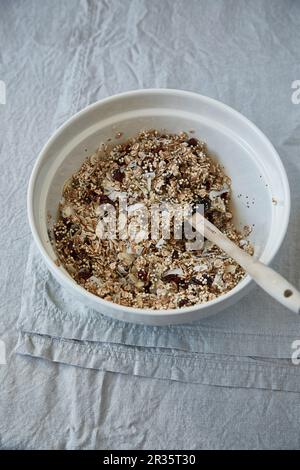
{"left": 1, "top": 0, "right": 300, "bottom": 449}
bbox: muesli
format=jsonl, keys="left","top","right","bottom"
{"left": 53, "top": 130, "right": 253, "bottom": 309}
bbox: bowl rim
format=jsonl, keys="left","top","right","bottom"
{"left": 27, "top": 88, "right": 291, "bottom": 317}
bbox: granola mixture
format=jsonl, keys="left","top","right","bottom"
{"left": 52, "top": 130, "right": 253, "bottom": 309}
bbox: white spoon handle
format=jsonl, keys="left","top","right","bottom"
{"left": 193, "top": 212, "right": 300, "bottom": 314}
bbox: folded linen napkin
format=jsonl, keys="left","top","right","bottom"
{"left": 16, "top": 242, "right": 300, "bottom": 392}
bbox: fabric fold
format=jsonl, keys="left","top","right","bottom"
{"left": 17, "top": 331, "right": 300, "bottom": 393}
{"left": 17, "top": 243, "right": 300, "bottom": 391}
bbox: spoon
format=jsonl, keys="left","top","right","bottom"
{"left": 192, "top": 211, "right": 300, "bottom": 314}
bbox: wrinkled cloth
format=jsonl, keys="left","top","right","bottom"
{"left": 17, "top": 243, "right": 300, "bottom": 393}
{"left": 1, "top": 0, "right": 300, "bottom": 450}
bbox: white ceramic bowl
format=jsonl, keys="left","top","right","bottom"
{"left": 28, "top": 89, "right": 290, "bottom": 325}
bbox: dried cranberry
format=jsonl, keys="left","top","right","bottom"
{"left": 164, "top": 173, "right": 173, "bottom": 184}
{"left": 68, "top": 244, "right": 86, "bottom": 261}
{"left": 71, "top": 178, "right": 79, "bottom": 188}
{"left": 115, "top": 155, "right": 126, "bottom": 165}
{"left": 142, "top": 156, "right": 155, "bottom": 171}
{"left": 190, "top": 277, "right": 201, "bottom": 285}
{"left": 65, "top": 240, "right": 74, "bottom": 252}
{"left": 63, "top": 218, "right": 73, "bottom": 230}
{"left": 192, "top": 197, "right": 211, "bottom": 213}
{"left": 112, "top": 168, "right": 125, "bottom": 183}
{"left": 83, "top": 193, "right": 92, "bottom": 204}
{"left": 201, "top": 274, "right": 214, "bottom": 287}
{"left": 120, "top": 143, "right": 130, "bottom": 153}
{"left": 178, "top": 280, "right": 189, "bottom": 290}
{"left": 99, "top": 194, "right": 114, "bottom": 205}
{"left": 54, "top": 227, "right": 66, "bottom": 241}
{"left": 144, "top": 282, "right": 152, "bottom": 293}
{"left": 69, "top": 224, "right": 81, "bottom": 236}
{"left": 162, "top": 274, "right": 181, "bottom": 284}
{"left": 178, "top": 179, "right": 191, "bottom": 190}
{"left": 206, "top": 212, "right": 214, "bottom": 223}
{"left": 78, "top": 267, "right": 92, "bottom": 280}
{"left": 153, "top": 144, "right": 163, "bottom": 154}
{"left": 69, "top": 250, "right": 79, "bottom": 260}
{"left": 178, "top": 299, "right": 188, "bottom": 307}
{"left": 137, "top": 270, "right": 148, "bottom": 282}
{"left": 162, "top": 274, "right": 188, "bottom": 289}
{"left": 186, "top": 138, "right": 198, "bottom": 147}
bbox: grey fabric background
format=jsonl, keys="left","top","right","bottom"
{"left": 1, "top": 0, "right": 300, "bottom": 450}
